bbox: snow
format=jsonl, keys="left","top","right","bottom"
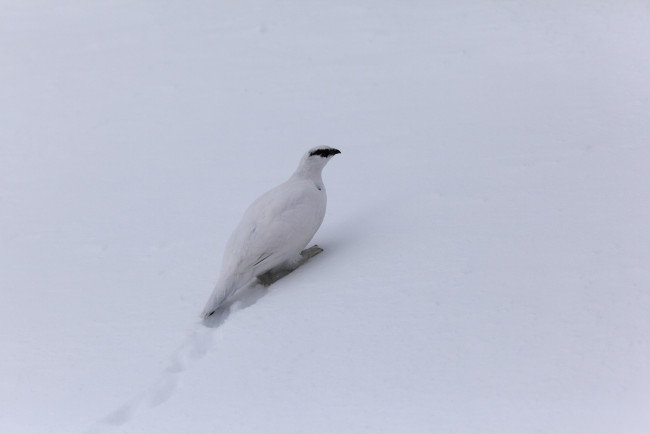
{"left": 2, "top": 1, "right": 650, "bottom": 433}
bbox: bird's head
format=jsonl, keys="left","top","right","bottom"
{"left": 294, "top": 146, "right": 341, "bottom": 177}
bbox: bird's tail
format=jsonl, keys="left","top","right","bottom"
{"left": 201, "top": 274, "right": 252, "bottom": 318}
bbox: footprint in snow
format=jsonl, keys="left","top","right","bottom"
{"left": 92, "top": 282, "right": 271, "bottom": 431}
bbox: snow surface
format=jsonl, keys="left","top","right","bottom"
{"left": 2, "top": 1, "right": 650, "bottom": 433}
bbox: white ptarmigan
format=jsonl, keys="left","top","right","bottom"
{"left": 201, "top": 146, "right": 341, "bottom": 317}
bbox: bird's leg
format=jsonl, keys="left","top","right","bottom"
{"left": 300, "top": 244, "right": 323, "bottom": 259}
{"left": 256, "top": 245, "right": 323, "bottom": 286}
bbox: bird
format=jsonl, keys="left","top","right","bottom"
{"left": 201, "top": 146, "right": 341, "bottom": 318}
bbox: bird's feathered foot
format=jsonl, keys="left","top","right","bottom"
{"left": 300, "top": 244, "right": 324, "bottom": 259}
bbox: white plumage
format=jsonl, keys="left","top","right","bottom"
{"left": 201, "top": 146, "right": 341, "bottom": 317}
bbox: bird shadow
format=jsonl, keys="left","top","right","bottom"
{"left": 200, "top": 245, "right": 326, "bottom": 329}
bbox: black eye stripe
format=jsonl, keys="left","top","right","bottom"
{"left": 309, "top": 148, "right": 341, "bottom": 158}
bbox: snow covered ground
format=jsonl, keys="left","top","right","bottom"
{"left": 2, "top": 1, "right": 650, "bottom": 432}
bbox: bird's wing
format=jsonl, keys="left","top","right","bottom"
{"left": 222, "top": 179, "right": 326, "bottom": 276}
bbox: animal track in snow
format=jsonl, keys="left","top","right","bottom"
{"left": 93, "top": 324, "right": 215, "bottom": 431}
{"left": 92, "top": 282, "right": 272, "bottom": 431}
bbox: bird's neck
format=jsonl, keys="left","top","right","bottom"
{"left": 291, "top": 166, "right": 324, "bottom": 185}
